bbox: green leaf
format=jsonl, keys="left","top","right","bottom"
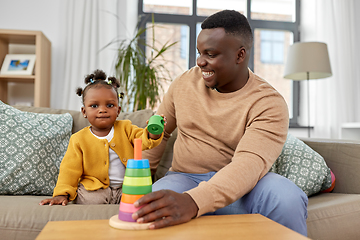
{"left": 107, "top": 13, "right": 178, "bottom": 111}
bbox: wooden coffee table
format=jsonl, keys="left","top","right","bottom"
{"left": 35, "top": 214, "right": 310, "bottom": 240}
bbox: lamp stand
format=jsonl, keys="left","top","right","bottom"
{"left": 307, "top": 72, "right": 310, "bottom": 138}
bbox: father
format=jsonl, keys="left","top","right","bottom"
{"left": 132, "top": 9, "right": 308, "bottom": 236}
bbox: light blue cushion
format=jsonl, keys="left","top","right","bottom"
{"left": 0, "top": 101, "right": 72, "bottom": 196}
{"left": 270, "top": 133, "right": 332, "bottom": 196}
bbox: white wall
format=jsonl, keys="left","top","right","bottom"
{"left": 0, "top": 0, "right": 137, "bottom": 109}
{"left": 0, "top": 0, "right": 63, "bottom": 106}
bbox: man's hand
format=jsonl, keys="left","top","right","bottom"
{"left": 39, "top": 195, "right": 69, "bottom": 206}
{"left": 132, "top": 190, "right": 199, "bottom": 229}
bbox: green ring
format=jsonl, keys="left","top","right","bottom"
{"left": 125, "top": 168, "right": 151, "bottom": 177}
{"left": 122, "top": 185, "right": 152, "bottom": 195}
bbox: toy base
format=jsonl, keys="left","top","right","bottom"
{"left": 109, "top": 215, "right": 152, "bottom": 230}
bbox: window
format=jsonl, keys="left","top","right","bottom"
{"left": 251, "top": 0, "right": 296, "bottom": 22}
{"left": 260, "top": 30, "right": 285, "bottom": 64}
{"left": 138, "top": 0, "right": 300, "bottom": 125}
{"left": 254, "top": 28, "right": 294, "bottom": 117}
{"left": 180, "top": 25, "right": 188, "bottom": 59}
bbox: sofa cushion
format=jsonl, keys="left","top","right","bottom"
{"left": 270, "top": 133, "right": 333, "bottom": 196}
{"left": 307, "top": 193, "right": 360, "bottom": 239}
{"left": 321, "top": 170, "right": 336, "bottom": 193}
{"left": 0, "top": 196, "right": 118, "bottom": 240}
{"left": 0, "top": 102, "right": 72, "bottom": 196}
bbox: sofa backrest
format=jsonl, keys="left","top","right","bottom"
{"left": 303, "top": 138, "right": 360, "bottom": 194}
{"left": 13, "top": 105, "right": 90, "bottom": 133}
{"left": 12, "top": 105, "right": 155, "bottom": 134}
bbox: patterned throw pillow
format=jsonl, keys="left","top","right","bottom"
{"left": 0, "top": 101, "right": 72, "bottom": 196}
{"left": 270, "top": 133, "right": 333, "bottom": 196}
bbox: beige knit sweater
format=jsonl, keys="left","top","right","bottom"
{"left": 145, "top": 66, "right": 289, "bottom": 216}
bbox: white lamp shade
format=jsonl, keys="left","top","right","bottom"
{"left": 284, "top": 42, "right": 332, "bottom": 80}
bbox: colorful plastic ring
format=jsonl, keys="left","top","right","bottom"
{"left": 119, "top": 202, "right": 143, "bottom": 213}
{"left": 125, "top": 168, "right": 151, "bottom": 177}
{"left": 121, "top": 194, "right": 144, "bottom": 204}
{"left": 122, "top": 185, "right": 152, "bottom": 195}
{"left": 123, "top": 176, "right": 152, "bottom": 186}
{"left": 118, "top": 211, "right": 136, "bottom": 222}
{"left": 126, "top": 159, "right": 150, "bottom": 169}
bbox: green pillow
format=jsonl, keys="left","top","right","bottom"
{"left": 0, "top": 101, "right": 72, "bottom": 196}
{"left": 270, "top": 133, "right": 332, "bottom": 196}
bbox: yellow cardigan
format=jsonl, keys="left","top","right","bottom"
{"left": 53, "top": 120, "right": 163, "bottom": 201}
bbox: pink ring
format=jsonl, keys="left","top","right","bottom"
{"left": 119, "top": 201, "right": 143, "bottom": 213}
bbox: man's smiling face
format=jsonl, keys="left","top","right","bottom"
{"left": 196, "top": 27, "right": 245, "bottom": 93}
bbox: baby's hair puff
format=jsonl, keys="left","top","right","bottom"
{"left": 76, "top": 69, "right": 123, "bottom": 104}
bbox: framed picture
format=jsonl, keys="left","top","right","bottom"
{"left": 0, "top": 54, "right": 36, "bottom": 75}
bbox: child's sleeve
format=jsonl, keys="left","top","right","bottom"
{"left": 52, "top": 135, "right": 83, "bottom": 201}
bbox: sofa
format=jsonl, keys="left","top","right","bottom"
{"left": 0, "top": 105, "right": 360, "bottom": 240}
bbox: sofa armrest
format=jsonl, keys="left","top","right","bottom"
{"left": 301, "top": 138, "right": 360, "bottom": 194}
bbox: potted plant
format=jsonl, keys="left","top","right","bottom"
{"left": 111, "top": 15, "right": 177, "bottom": 112}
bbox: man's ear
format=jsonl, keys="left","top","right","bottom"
{"left": 117, "top": 106, "right": 121, "bottom": 116}
{"left": 236, "top": 47, "right": 246, "bottom": 64}
{"left": 81, "top": 107, "right": 86, "bottom": 118}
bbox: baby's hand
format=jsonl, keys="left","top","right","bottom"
{"left": 159, "top": 114, "right": 167, "bottom": 128}
{"left": 39, "top": 195, "right": 69, "bottom": 206}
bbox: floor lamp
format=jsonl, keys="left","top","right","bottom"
{"left": 284, "top": 42, "right": 332, "bottom": 138}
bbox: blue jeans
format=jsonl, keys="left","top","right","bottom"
{"left": 153, "top": 171, "right": 308, "bottom": 236}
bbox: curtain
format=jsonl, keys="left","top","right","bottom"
{"left": 51, "top": 0, "right": 138, "bottom": 111}
{"left": 302, "top": 0, "right": 360, "bottom": 138}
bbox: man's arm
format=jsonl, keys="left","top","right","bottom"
{"left": 143, "top": 83, "right": 178, "bottom": 175}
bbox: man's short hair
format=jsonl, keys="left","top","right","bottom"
{"left": 201, "top": 10, "right": 253, "bottom": 49}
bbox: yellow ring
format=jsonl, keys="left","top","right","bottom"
{"left": 123, "top": 176, "right": 152, "bottom": 186}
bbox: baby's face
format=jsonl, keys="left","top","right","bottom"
{"left": 82, "top": 86, "right": 120, "bottom": 136}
